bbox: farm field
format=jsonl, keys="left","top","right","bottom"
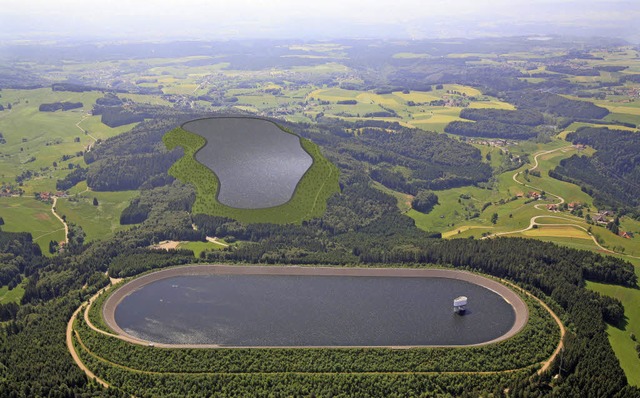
{"left": 177, "top": 241, "right": 226, "bottom": 257}
{"left": 589, "top": 272, "right": 640, "bottom": 387}
{"left": 0, "top": 280, "right": 25, "bottom": 304}
{"left": 0, "top": 88, "right": 140, "bottom": 195}
{"left": 0, "top": 196, "right": 65, "bottom": 254}
{"left": 521, "top": 225, "right": 592, "bottom": 239}
{"left": 408, "top": 134, "right": 639, "bottom": 256}
{"left": 54, "top": 190, "right": 138, "bottom": 242}
{"left": 306, "top": 85, "right": 514, "bottom": 133}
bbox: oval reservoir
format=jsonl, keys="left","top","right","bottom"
{"left": 105, "top": 266, "right": 527, "bottom": 347}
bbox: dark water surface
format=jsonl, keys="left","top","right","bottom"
{"left": 115, "top": 274, "right": 516, "bottom": 346}
{"left": 182, "top": 117, "right": 312, "bottom": 209}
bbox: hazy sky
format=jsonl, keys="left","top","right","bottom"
{"left": 2, "top": 0, "right": 639, "bottom": 42}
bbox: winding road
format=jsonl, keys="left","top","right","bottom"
{"left": 51, "top": 197, "right": 69, "bottom": 244}
{"left": 488, "top": 145, "right": 621, "bottom": 255}
{"left": 512, "top": 145, "right": 571, "bottom": 205}
{"left": 66, "top": 294, "right": 109, "bottom": 388}
{"left": 67, "top": 265, "right": 566, "bottom": 389}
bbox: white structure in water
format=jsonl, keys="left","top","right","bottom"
{"left": 453, "top": 296, "right": 467, "bottom": 314}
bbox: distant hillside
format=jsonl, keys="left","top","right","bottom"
{"left": 550, "top": 127, "right": 640, "bottom": 212}
{"left": 504, "top": 90, "right": 609, "bottom": 119}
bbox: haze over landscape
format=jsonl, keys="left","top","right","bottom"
{"left": 2, "top": 0, "right": 639, "bottom": 42}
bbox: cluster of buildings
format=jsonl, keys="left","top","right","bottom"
{"left": 467, "top": 138, "right": 515, "bottom": 147}
{"left": 35, "top": 191, "right": 67, "bottom": 203}
{"left": 0, "top": 186, "right": 22, "bottom": 197}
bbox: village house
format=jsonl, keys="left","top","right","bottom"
{"left": 527, "top": 191, "right": 541, "bottom": 199}
{"left": 592, "top": 213, "right": 609, "bottom": 224}
{"left": 38, "top": 192, "right": 51, "bottom": 201}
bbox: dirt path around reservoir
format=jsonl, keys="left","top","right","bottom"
{"left": 71, "top": 265, "right": 565, "bottom": 382}
{"left": 66, "top": 294, "right": 110, "bottom": 388}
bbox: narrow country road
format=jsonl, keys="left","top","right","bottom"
{"left": 76, "top": 114, "right": 98, "bottom": 152}
{"left": 488, "top": 213, "right": 613, "bottom": 253}
{"left": 496, "top": 144, "right": 639, "bottom": 259}
{"left": 51, "top": 197, "right": 69, "bottom": 244}
{"left": 534, "top": 293, "right": 566, "bottom": 375}
{"left": 512, "top": 145, "right": 572, "bottom": 205}
{"left": 66, "top": 296, "right": 110, "bottom": 388}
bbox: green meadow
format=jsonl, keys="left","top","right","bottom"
{"left": 0, "top": 280, "right": 26, "bottom": 304}
{"left": 306, "top": 85, "right": 513, "bottom": 133}
{"left": 0, "top": 88, "right": 139, "bottom": 195}
{"left": 0, "top": 196, "right": 65, "bottom": 254}
{"left": 588, "top": 263, "right": 640, "bottom": 387}
{"left": 178, "top": 241, "right": 226, "bottom": 257}
{"left": 54, "top": 189, "right": 138, "bottom": 242}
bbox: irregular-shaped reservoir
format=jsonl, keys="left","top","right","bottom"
{"left": 182, "top": 117, "right": 313, "bottom": 209}
{"left": 104, "top": 266, "right": 528, "bottom": 347}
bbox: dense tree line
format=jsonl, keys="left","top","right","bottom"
{"left": 78, "top": 349, "right": 528, "bottom": 398}
{"left": 445, "top": 120, "right": 539, "bottom": 140}
{"left": 98, "top": 107, "right": 146, "bottom": 127}
{"left": 412, "top": 190, "right": 438, "bottom": 213}
{"left": 545, "top": 65, "right": 600, "bottom": 76}
{"left": 363, "top": 111, "right": 397, "bottom": 117}
{"left": 87, "top": 151, "right": 181, "bottom": 191}
{"left": 84, "top": 116, "right": 199, "bottom": 191}
{"left": 51, "top": 82, "right": 102, "bottom": 92}
{"left": 551, "top": 127, "right": 640, "bottom": 211}
{"left": 95, "top": 93, "right": 123, "bottom": 107}
{"left": 0, "top": 301, "right": 18, "bottom": 321}
{"left": 594, "top": 65, "right": 629, "bottom": 72}
{"left": 93, "top": 102, "right": 173, "bottom": 128}
{"left": 503, "top": 90, "right": 609, "bottom": 119}
{"left": 459, "top": 108, "right": 545, "bottom": 126}
{"left": 119, "top": 198, "right": 151, "bottom": 224}
{"left": 108, "top": 249, "right": 195, "bottom": 277}
{"left": 56, "top": 166, "right": 87, "bottom": 191}
{"left": 0, "top": 231, "right": 40, "bottom": 292}
{"left": 76, "top": 293, "right": 556, "bottom": 375}
{"left": 339, "top": 125, "right": 492, "bottom": 191}
{"left": 38, "top": 101, "right": 83, "bottom": 112}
